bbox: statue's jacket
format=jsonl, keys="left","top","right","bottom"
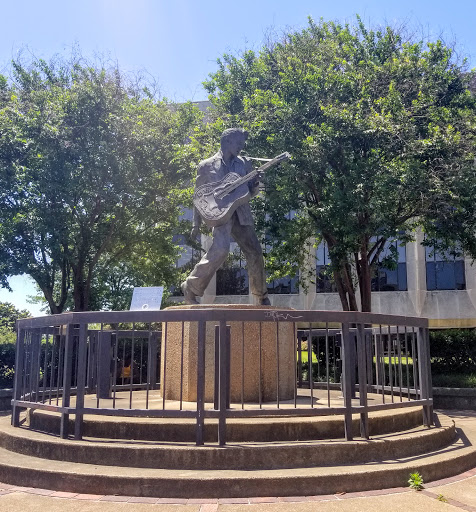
{"left": 194, "top": 151, "right": 255, "bottom": 227}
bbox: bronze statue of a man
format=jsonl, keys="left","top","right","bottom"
{"left": 181, "top": 128, "right": 270, "bottom": 305}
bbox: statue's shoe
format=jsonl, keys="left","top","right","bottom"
{"left": 181, "top": 281, "right": 199, "bottom": 305}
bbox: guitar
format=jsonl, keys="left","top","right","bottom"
{"left": 193, "top": 152, "right": 291, "bottom": 227}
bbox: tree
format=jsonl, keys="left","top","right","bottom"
{"left": 0, "top": 301, "right": 30, "bottom": 331}
{"left": 0, "top": 55, "right": 202, "bottom": 312}
{"left": 203, "top": 17, "right": 476, "bottom": 311}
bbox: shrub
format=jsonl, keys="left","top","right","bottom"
{"left": 430, "top": 329, "right": 476, "bottom": 374}
{"left": 0, "top": 327, "right": 16, "bottom": 388}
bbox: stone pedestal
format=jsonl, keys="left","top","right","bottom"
{"left": 161, "top": 305, "right": 296, "bottom": 403}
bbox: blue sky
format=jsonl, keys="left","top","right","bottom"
{"left": 1, "top": 0, "right": 475, "bottom": 316}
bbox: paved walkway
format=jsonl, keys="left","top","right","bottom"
{"left": 0, "top": 409, "right": 475, "bottom": 511}
{"left": 1, "top": 469, "right": 475, "bottom": 511}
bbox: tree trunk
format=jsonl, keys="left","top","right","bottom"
{"left": 334, "top": 265, "right": 359, "bottom": 312}
{"left": 357, "top": 238, "right": 372, "bottom": 312}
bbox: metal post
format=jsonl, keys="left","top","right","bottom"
{"left": 60, "top": 324, "right": 74, "bottom": 439}
{"left": 196, "top": 320, "right": 206, "bottom": 446}
{"left": 31, "top": 330, "right": 41, "bottom": 402}
{"left": 74, "top": 323, "right": 88, "bottom": 440}
{"left": 218, "top": 320, "right": 228, "bottom": 446}
{"left": 341, "top": 323, "right": 354, "bottom": 441}
{"left": 357, "top": 323, "right": 369, "bottom": 439}
{"left": 418, "top": 326, "right": 433, "bottom": 427}
{"left": 12, "top": 328, "right": 26, "bottom": 427}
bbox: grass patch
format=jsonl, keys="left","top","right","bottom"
{"left": 373, "top": 357, "right": 413, "bottom": 365}
{"left": 432, "top": 373, "right": 476, "bottom": 388}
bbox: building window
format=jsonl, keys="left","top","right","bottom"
{"left": 316, "top": 242, "right": 337, "bottom": 293}
{"left": 216, "top": 242, "right": 249, "bottom": 295}
{"left": 371, "top": 240, "right": 407, "bottom": 292}
{"left": 425, "top": 246, "right": 465, "bottom": 290}
{"left": 267, "top": 275, "right": 299, "bottom": 294}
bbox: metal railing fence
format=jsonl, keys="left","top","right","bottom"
{"left": 12, "top": 308, "right": 432, "bottom": 445}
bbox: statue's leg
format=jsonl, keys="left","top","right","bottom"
{"left": 232, "top": 222, "right": 270, "bottom": 305}
{"left": 182, "top": 222, "right": 232, "bottom": 302}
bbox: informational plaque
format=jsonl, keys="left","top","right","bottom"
{"left": 130, "top": 286, "right": 164, "bottom": 311}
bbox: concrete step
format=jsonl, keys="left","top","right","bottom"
{"left": 0, "top": 418, "right": 474, "bottom": 498}
{"left": 0, "top": 415, "right": 457, "bottom": 470}
{"left": 27, "top": 405, "right": 425, "bottom": 442}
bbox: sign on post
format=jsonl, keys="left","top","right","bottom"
{"left": 130, "top": 286, "right": 164, "bottom": 311}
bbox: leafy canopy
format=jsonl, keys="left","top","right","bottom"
{"left": 0, "top": 55, "right": 202, "bottom": 312}
{"left": 203, "top": 16, "right": 476, "bottom": 311}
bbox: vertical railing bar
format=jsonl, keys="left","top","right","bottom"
{"left": 258, "top": 322, "right": 262, "bottom": 409}
{"left": 179, "top": 321, "right": 184, "bottom": 410}
{"left": 140, "top": 336, "right": 144, "bottom": 385}
{"left": 378, "top": 325, "right": 385, "bottom": 404}
{"left": 34, "top": 330, "right": 42, "bottom": 402}
{"left": 74, "top": 323, "right": 88, "bottom": 440}
{"left": 411, "top": 327, "right": 419, "bottom": 398}
{"left": 317, "top": 335, "right": 320, "bottom": 382}
{"left": 218, "top": 319, "right": 227, "bottom": 446}
{"left": 341, "top": 322, "right": 353, "bottom": 441}
{"left": 48, "top": 333, "right": 56, "bottom": 405}
{"left": 121, "top": 336, "right": 126, "bottom": 386}
{"left": 22, "top": 331, "right": 29, "bottom": 403}
{"left": 196, "top": 320, "right": 206, "bottom": 446}
{"left": 308, "top": 323, "right": 313, "bottom": 408}
{"left": 96, "top": 324, "right": 103, "bottom": 409}
{"left": 56, "top": 331, "right": 64, "bottom": 406}
{"left": 357, "top": 322, "right": 369, "bottom": 439}
{"left": 28, "top": 330, "right": 36, "bottom": 401}
{"left": 297, "top": 332, "right": 303, "bottom": 389}
{"left": 145, "top": 328, "right": 151, "bottom": 410}
{"left": 112, "top": 331, "right": 118, "bottom": 409}
{"left": 374, "top": 329, "right": 379, "bottom": 394}
{"left": 162, "top": 322, "right": 168, "bottom": 410}
{"left": 276, "top": 322, "right": 280, "bottom": 408}
{"left": 326, "top": 323, "right": 330, "bottom": 408}
{"left": 417, "top": 327, "right": 431, "bottom": 427}
{"left": 404, "top": 326, "right": 410, "bottom": 401}
{"left": 366, "top": 329, "right": 373, "bottom": 391}
{"left": 86, "top": 330, "right": 93, "bottom": 392}
{"left": 241, "top": 321, "right": 245, "bottom": 410}
{"left": 41, "top": 333, "right": 49, "bottom": 403}
{"left": 397, "top": 325, "right": 403, "bottom": 402}
{"left": 60, "top": 323, "right": 74, "bottom": 439}
{"left": 332, "top": 334, "right": 337, "bottom": 383}
{"left": 12, "top": 328, "right": 26, "bottom": 427}
{"left": 130, "top": 323, "right": 135, "bottom": 409}
{"left": 293, "top": 323, "right": 297, "bottom": 408}
{"left": 387, "top": 325, "right": 394, "bottom": 402}
{"left": 424, "top": 327, "right": 434, "bottom": 422}
{"left": 214, "top": 325, "right": 219, "bottom": 410}
{"left": 74, "top": 330, "right": 79, "bottom": 388}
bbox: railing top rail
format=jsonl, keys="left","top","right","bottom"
{"left": 16, "top": 308, "right": 429, "bottom": 330}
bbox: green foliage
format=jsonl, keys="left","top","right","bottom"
{"left": 0, "top": 332, "right": 15, "bottom": 388}
{"left": 0, "top": 55, "right": 203, "bottom": 312}
{"left": 408, "top": 471, "right": 424, "bottom": 490}
{"left": 0, "top": 302, "right": 30, "bottom": 388}
{"left": 430, "top": 329, "right": 476, "bottom": 374}
{"left": 203, "top": 16, "right": 476, "bottom": 311}
{"left": 432, "top": 373, "right": 476, "bottom": 388}
{"left": 0, "top": 301, "right": 30, "bottom": 330}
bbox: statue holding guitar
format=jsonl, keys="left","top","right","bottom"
{"left": 181, "top": 128, "right": 290, "bottom": 305}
